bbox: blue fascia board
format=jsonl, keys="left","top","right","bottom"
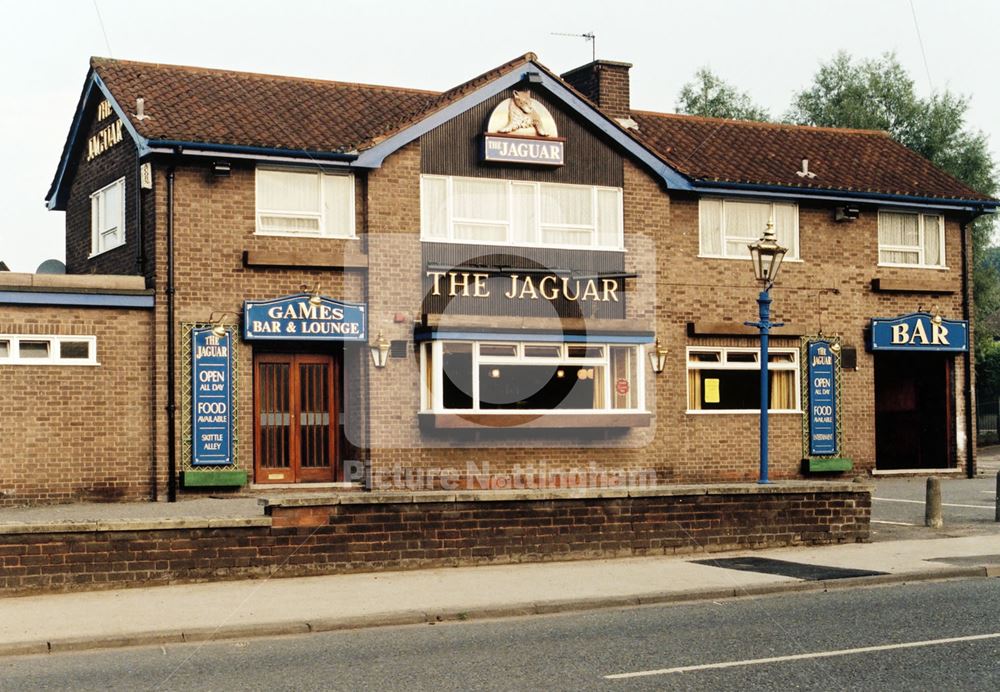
{"left": 0, "top": 291, "right": 154, "bottom": 309}
{"left": 692, "top": 180, "right": 998, "bottom": 214}
{"left": 355, "top": 65, "right": 695, "bottom": 191}
{"left": 47, "top": 72, "right": 149, "bottom": 210}
{"left": 414, "top": 329, "right": 654, "bottom": 344}
{"left": 146, "top": 139, "right": 358, "bottom": 163}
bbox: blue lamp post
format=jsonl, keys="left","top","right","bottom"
{"left": 745, "top": 219, "right": 788, "bottom": 484}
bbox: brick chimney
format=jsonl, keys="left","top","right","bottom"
{"left": 560, "top": 60, "right": 632, "bottom": 119}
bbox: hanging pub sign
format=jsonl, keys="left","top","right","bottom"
{"left": 806, "top": 340, "right": 839, "bottom": 457}
{"left": 869, "top": 312, "right": 968, "bottom": 352}
{"left": 243, "top": 293, "right": 366, "bottom": 341}
{"left": 482, "top": 90, "right": 564, "bottom": 166}
{"left": 192, "top": 327, "right": 233, "bottom": 466}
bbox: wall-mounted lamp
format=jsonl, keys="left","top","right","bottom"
{"left": 208, "top": 311, "right": 238, "bottom": 338}
{"left": 211, "top": 161, "right": 231, "bottom": 177}
{"left": 370, "top": 332, "right": 390, "bottom": 369}
{"left": 301, "top": 283, "right": 323, "bottom": 306}
{"left": 648, "top": 339, "right": 668, "bottom": 374}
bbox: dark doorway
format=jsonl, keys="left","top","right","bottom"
{"left": 874, "top": 352, "right": 953, "bottom": 470}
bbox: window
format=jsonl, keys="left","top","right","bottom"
{"left": 420, "top": 340, "right": 644, "bottom": 413}
{"left": 686, "top": 347, "right": 799, "bottom": 412}
{"left": 878, "top": 212, "right": 944, "bottom": 268}
{"left": 699, "top": 198, "right": 799, "bottom": 260}
{"left": 0, "top": 336, "right": 97, "bottom": 366}
{"left": 421, "top": 175, "right": 623, "bottom": 250}
{"left": 90, "top": 177, "right": 125, "bottom": 256}
{"left": 255, "top": 168, "right": 355, "bottom": 238}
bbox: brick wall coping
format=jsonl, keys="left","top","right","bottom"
{"left": 0, "top": 272, "right": 147, "bottom": 292}
{"left": 0, "top": 517, "right": 271, "bottom": 536}
{"left": 261, "top": 481, "right": 872, "bottom": 509}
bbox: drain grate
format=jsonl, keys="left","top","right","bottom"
{"left": 690, "top": 556, "right": 887, "bottom": 581}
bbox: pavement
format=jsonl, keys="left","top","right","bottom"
{"left": 0, "top": 452, "right": 997, "bottom": 658}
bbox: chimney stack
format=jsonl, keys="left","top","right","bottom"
{"left": 560, "top": 60, "right": 632, "bottom": 119}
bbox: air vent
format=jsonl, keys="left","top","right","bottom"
{"left": 390, "top": 340, "right": 409, "bottom": 358}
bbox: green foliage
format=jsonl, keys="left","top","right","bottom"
{"left": 676, "top": 67, "right": 770, "bottom": 122}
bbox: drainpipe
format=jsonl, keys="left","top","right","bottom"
{"left": 960, "top": 219, "right": 974, "bottom": 478}
{"left": 166, "top": 167, "right": 177, "bottom": 501}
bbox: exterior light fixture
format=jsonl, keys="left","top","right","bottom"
{"left": 489, "top": 368, "right": 501, "bottom": 379}
{"left": 370, "top": 332, "right": 390, "bottom": 369}
{"left": 208, "top": 311, "right": 237, "bottom": 338}
{"left": 309, "top": 285, "right": 322, "bottom": 306}
{"left": 648, "top": 339, "right": 668, "bottom": 374}
{"left": 746, "top": 218, "right": 789, "bottom": 484}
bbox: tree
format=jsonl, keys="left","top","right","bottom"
{"left": 676, "top": 67, "right": 770, "bottom": 122}
{"left": 788, "top": 52, "right": 1000, "bottom": 387}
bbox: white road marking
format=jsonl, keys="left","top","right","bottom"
{"left": 873, "top": 497, "right": 994, "bottom": 510}
{"left": 871, "top": 520, "right": 916, "bottom": 526}
{"left": 604, "top": 632, "right": 1000, "bottom": 679}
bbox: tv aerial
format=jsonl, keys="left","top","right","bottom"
{"left": 551, "top": 32, "right": 596, "bottom": 62}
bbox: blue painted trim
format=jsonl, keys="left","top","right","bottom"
{"left": 692, "top": 180, "right": 997, "bottom": 213}
{"left": 355, "top": 65, "right": 695, "bottom": 191}
{"left": 414, "top": 329, "right": 654, "bottom": 344}
{"left": 147, "top": 139, "right": 358, "bottom": 163}
{"left": 0, "top": 291, "right": 154, "bottom": 308}
{"left": 47, "top": 71, "right": 150, "bottom": 210}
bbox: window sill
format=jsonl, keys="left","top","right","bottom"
{"left": 422, "top": 237, "right": 625, "bottom": 253}
{"left": 88, "top": 243, "right": 126, "bottom": 259}
{"left": 254, "top": 231, "right": 358, "bottom": 240}
{"left": 686, "top": 409, "right": 802, "bottom": 415}
{"left": 697, "top": 255, "right": 803, "bottom": 263}
{"left": 419, "top": 411, "right": 651, "bottom": 429}
{"left": 876, "top": 262, "right": 948, "bottom": 271}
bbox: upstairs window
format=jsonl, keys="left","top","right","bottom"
{"left": 878, "top": 211, "right": 944, "bottom": 268}
{"left": 90, "top": 177, "right": 125, "bottom": 256}
{"left": 699, "top": 199, "right": 799, "bottom": 260}
{"left": 421, "top": 175, "right": 623, "bottom": 250}
{"left": 255, "top": 168, "right": 355, "bottom": 238}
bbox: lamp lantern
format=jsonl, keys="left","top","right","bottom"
{"left": 648, "top": 339, "right": 668, "bottom": 374}
{"left": 370, "top": 332, "right": 390, "bottom": 369}
{"left": 747, "top": 219, "right": 788, "bottom": 286}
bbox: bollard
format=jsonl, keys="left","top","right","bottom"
{"left": 925, "top": 477, "right": 943, "bottom": 528}
{"left": 996, "top": 472, "right": 999, "bottom": 523}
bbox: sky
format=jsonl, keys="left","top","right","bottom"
{"left": 0, "top": 0, "right": 997, "bottom": 271}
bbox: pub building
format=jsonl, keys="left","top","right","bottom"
{"left": 1, "top": 52, "right": 996, "bottom": 507}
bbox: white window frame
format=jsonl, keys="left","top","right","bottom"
{"left": 254, "top": 167, "right": 356, "bottom": 239}
{"left": 420, "top": 175, "right": 624, "bottom": 251}
{"left": 685, "top": 346, "right": 800, "bottom": 414}
{"left": 419, "top": 340, "right": 646, "bottom": 414}
{"left": 698, "top": 198, "right": 800, "bottom": 261}
{"left": 89, "top": 177, "right": 126, "bottom": 257}
{"left": 877, "top": 211, "right": 946, "bottom": 269}
{"left": 0, "top": 335, "right": 98, "bottom": 366}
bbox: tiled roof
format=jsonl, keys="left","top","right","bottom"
{"left": 85, "top": 55, "right": 993, "bottom": 204}
{"left": 631, "top": 111, "right": 992, "bottom": 202}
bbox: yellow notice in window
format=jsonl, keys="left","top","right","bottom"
{"left": 704, "top": 378, "right": 720, "bottom": 404}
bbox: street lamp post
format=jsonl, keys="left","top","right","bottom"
{"left": 745, "top": 219, "right": 788, "bottom": 484}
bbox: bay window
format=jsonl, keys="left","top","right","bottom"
{"left": 421, "top": 175, "right": 623, "bottom": 250}
{"left": 686, "top": 347, "right": 799, "bottom": 412}
{"left": 878, "top": 211, "right": 944, "bottom": 268}
{"left": 421, "top": 340, "right": 644, "bottom": 413}
{"left": 699, "top": 198, "right": 799, "bottom": 260}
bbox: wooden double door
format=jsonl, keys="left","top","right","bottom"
{"left": 254, "top": 353, "right": 339, "bottom": 483}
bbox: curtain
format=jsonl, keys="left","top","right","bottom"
{"left": 687, "top": 369, "right": 703, "bottom": 409}
{"left": 923, "top": 215, "right": 942, "bottom": 266}
{"left": 511, "top": 183, "right": 535, "bottom": 244}
{"left": 421, "top": 177, "right": 447, "bottom": 239}
{"left": 724, "top": 201, "right": 770, "bottom": 257}
{"left": 592, "top": 366, "right": 605, "bottom": 409}
{"left": 454, "top": 178, "right": 507, "bottom": 221}
{"left": 699, "top": 199, "right": 722, "bottom": 255}
{"left": 323, "top": 175, "right": 353, "bottom": 237}
{"left": 772, "top": 203, "right": 797, "bottom": 258}
{"left": 769, "top": 371, "right": 795, "bottom": 409}
{"left": 596, "top": 189, "right": 621, "bottom": 249}
{"left": 540, "top": 184, "right": 592, "bottom": 225}
{"left": 258, "top": 170, "right": 319, "bottom": 212}
{"left": 878, "top": 212, "right": 920, "bottom": 264}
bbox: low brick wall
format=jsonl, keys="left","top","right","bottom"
{"left": 0, "top": 484, "right": 870, "bottom": 594}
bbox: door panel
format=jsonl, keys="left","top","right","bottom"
{"left": 255, "top": 353, "right": 338, "bottom": 483}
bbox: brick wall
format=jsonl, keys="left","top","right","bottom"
{"left": 0, "top": 487, "right": 870, "bottom": 593}
{"left": 0, "top": 305, "right": 154, "bottom": 506}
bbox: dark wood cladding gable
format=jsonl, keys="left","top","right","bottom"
{"left": 421, "top": 88, "right": 623, "bottom": 187}
{"left": 422, "top": 242, "right": 626, "bottom": 319}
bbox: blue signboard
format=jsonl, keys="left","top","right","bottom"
{"left": 243, "top": 294, "right": 366, "bottom": 341}
{"left": 192, "top": 327, "right": 233, "bottom": 466}
{"left": 482, "top": 135, "right": 564, "bottom": 166}
{"left": 807, "top": 340, "right": 838, "bottom": 457}
{"left": 870, "top": 312, "right": 968, "bottom": 352}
